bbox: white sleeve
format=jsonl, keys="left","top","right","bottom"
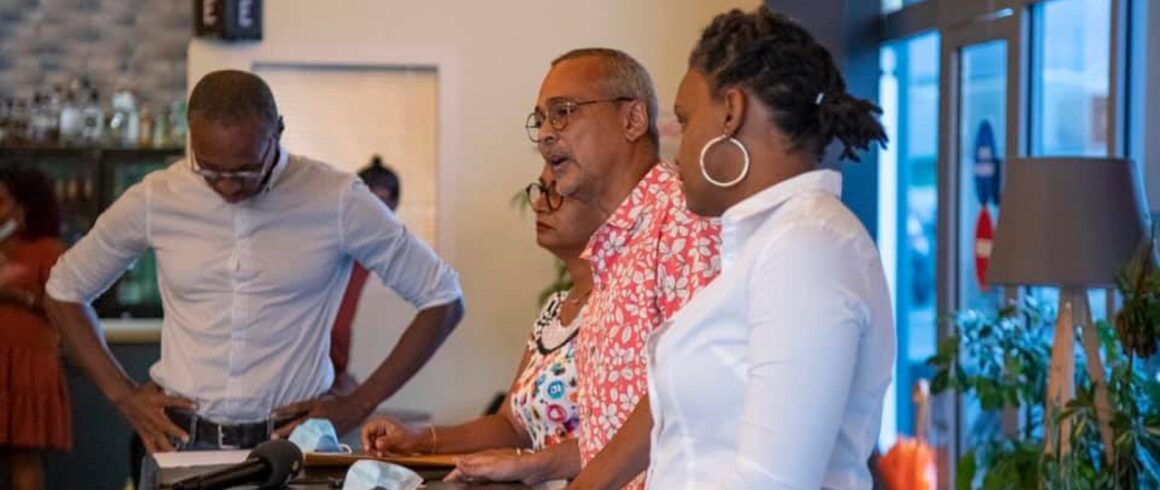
{"left": 719, "top": 225, "right": 868, "bottom": 489}
{"left": 339, "top": 179, "right": 462, "bottom": 310}
{"left": 46, "top": 182, "right": 150, "bottom": 304}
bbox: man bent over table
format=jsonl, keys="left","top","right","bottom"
{"left": 44, "top": 70, "right": 465, "bottom": 454}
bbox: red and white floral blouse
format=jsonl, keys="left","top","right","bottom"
{"left": 575, "top": 163, "right": 721, "bottom": 487}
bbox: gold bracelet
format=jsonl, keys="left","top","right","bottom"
{"left": 428, "top": 425, "right": 437, "bottom": 453}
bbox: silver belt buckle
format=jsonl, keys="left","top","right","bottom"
{"left": 217, "top": 425, "right": 237, "bottom": 450}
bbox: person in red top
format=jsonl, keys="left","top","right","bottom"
{"left": 0, "top": 164, "right": 70, "bottom": 490}
{"left": 329, "top": 155, "right": 401, "bottom": 394}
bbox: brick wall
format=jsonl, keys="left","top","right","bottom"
{"left": 0, "top": 0, "right": 189, "bottom": 109}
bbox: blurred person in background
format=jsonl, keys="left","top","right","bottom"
{"left": 330, "top": 155, "right": 403, "bottom": 395}
{"left": 0, "top": 164, "right": 70, "bottom": 490}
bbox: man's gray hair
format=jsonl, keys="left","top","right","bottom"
{"left": 552, "top": 48, "right": 659, "bottom": 146}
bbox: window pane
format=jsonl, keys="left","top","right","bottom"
{"left": 959, "top": 39, "right": 1007, "bottom": 448}
{"left": 1027, "top": 0, "right": 1111, "bottom": 340}
{"left": 959, "top": 40, "right": 1006, "bottom": 315}
{"left": 1030, "top": 0, "right": 1111, "bottom": 156}
{"left": 877, "top": 31, "right": 940, "bottom": 446}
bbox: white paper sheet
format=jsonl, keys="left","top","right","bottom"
{"left": 153, "top": 450, "right": 250, "bottom": 469}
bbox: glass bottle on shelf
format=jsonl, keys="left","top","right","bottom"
{"left": 66, "top": 175, "right": 79, "bottom": 203}
{"left": 81, "top": 90, "right": 104, "bottom": 145}
{"left": 9, "top": 99, "right": 29, "bottom": 146}
{"left": 168, "top": 100, "right": 187, "bottom": 145}
{"left": 47, "top": 85, "right": 63, "bottom": 144}
{"left": 0, "top": 99, "right": 9, "bottom": 145}
{"left": 28, "top": 92, "right": 50, "bottom": 144}
{"left": 59, "top": 88, "right": 83, "bottom": 145}
{"left": 53, "top": 179, "right": 66, "bottom": 204}
{"left": 138, "top": 104, "right": 154, "bottom": 148}
{"left": 152, "top": 107, "right": 170, "bottom": 148}
{"left": 108, "top": 88, "right": 139, "bottom": 148}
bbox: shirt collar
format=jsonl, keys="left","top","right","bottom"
{"left": 604, "top": 162, "right": 673, "bottom": 230}
{"left": 183, "top": 144, "right": 291, "bottom": 195}
{"left": 721, "top": 169, "right": 843, "bottom": 226}
{"left": 262, "top": 145, "right": 290, "bottom": 193}
{"left": 580, "top": 162, "right": 673, "bottom": 265}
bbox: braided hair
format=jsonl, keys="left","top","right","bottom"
{"left": 689, "top": 7, "right": 887, "bottom": 162}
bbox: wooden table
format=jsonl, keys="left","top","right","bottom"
{"left": 145, "top": 459, "right": 534, "bottom": 489}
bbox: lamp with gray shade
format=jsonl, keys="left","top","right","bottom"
{"left": 986, "top": 157, "right": 1148, "bottom": 463}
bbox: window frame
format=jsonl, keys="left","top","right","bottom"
{"left": 877, "top": 0, "right": 1136, "bottom": 482}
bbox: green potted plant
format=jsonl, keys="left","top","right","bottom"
{"left": 930, "top": 249, "right": 1160, "bottom": 490}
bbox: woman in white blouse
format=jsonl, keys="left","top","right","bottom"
{"left": 647, "top": 6, "right": 895, "bottom": 489}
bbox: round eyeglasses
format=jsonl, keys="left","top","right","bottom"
{"left": 525, "top": 181, "right": 564, "bottom": 212}
{"left": 525, "top": 97, "right": 634, "bottom": 143}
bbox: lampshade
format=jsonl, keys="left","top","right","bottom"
{"left": 986, "top": 157, "right": 1148, "bottom": 287}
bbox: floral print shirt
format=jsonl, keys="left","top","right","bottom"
{"left": 575, "top": 163, "right": 721, "bottom": 485}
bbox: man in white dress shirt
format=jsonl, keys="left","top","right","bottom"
{"left": 44, "top": 70, "right": 465, "bottom": 453}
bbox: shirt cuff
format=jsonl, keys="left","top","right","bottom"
{"left": 45, "top": 262, "right": 88, "bottom": 304}
{"left": 415, "top": 290, "right": 464, "bottom": 311}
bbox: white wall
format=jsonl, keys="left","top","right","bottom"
{"left": 188, "top": 0, "right": 751, "bottom": 423}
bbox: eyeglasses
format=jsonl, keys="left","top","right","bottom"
{"left": 189, "top": 138, "right": 277, "bottom": 182}
{"left": 525, "top": 97, "right": 634, "bottom": 142}
{"left": 525, "top": 181, "right": 564, "bottom": 212}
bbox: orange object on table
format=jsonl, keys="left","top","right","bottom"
{"left": 879, "top": 380, "right": 937, "bottom": 490}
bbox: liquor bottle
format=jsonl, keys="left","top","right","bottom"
{"left": 108, "top": 89, "right": 139, "bottom": 148}
{"left": 28, "top": 92, "right": 49, "bottom": 144}
{"left": 59, "top": 87, "right": 83, "bottom": 145}
{"left": 9, "top": 99, "right": 29, "bottom": 146}
{"left": 138, "top": 104, "right": 154, "bottom": 148}
{"left": 81, "top": 90, "right": 104, "bottom": 145}
{"left": 152, "top": 106, "right": 170, "bottom": 148}
{"left": 0, "top": 98, "right": 9, "bottom": 145}
{"left": 168, "top": 100, "right": 187, "bottom": 145}
{"left": 47, "top": 85, "right": 64, "bottom": 144}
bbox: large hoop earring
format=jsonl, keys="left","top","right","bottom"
{"left": 699, "top": 134, "right": 750, "bottom": 188}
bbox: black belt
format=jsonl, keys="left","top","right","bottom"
{"left": 165, "top": 408, "right": 276, "bottom": 450}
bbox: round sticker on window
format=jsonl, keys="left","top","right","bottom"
{"left": 974, "top": 207, "right": 994, "bottom": 289}
{"left": 973, "top": 121, "right": 1002, "bottom": 206}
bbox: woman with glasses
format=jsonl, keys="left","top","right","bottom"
{"left": 361, "top": 165, "right": 606, "bottom": 484}
{"left": 641, "top": 7, "right": 893, "bottom": 490}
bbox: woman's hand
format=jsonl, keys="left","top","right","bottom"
{"left": 443, "top": 448, "right": 549, "bottom": 485}
{"left": 359, "top": 415, "right": 431, "bottom": 456}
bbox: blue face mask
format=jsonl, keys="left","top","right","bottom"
{"left": 287, "top": 418, "right": 350, "bottom": 454}
{"left": 342, "top": 460, "right": 422, "bottom": 490}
